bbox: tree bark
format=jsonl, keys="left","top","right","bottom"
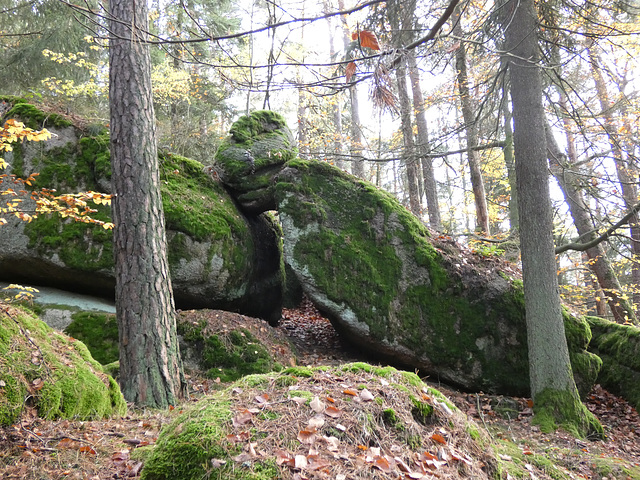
{"left": 453, "top": 6, "right": 490, "bottom": 234}
{"left": 407, "top": 50, "right": 441, "bottom": 230}
{"left": 109, "top": 0, "right": 185, "bottom": 407}
{"left": 502, "top": 0, "right": 601, "bottom": 436}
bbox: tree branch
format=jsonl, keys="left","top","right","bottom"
{"left": 555, "top": 201, "right": 640, "bottom": 254}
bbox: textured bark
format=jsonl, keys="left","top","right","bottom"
{"left": 499, "top": 59, "right": 518, "bottom": 231}
{"left": 109, "top": 0, "right": 185, "bottom": 407}
{"left": 407, "top": 50, "right": 441, "bottom": 229}
{"left": 453, "top": 6, "right": 489, "bottom": 234}
{"left": 503, "top": 0, "right": 577, "bottom": 396}
{"left": 389, "top": 0, "right": 421, "bottom": 216}
{"left": 338, "top": 0, "right": 364, "bottom": 178}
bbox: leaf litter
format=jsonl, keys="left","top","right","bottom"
{"left": 1, "top": 299, "right": 639, "bottom": 479}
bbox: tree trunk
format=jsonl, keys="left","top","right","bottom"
{"left": 588, "top": 45, "right": 640, "bottom": 321}
{"left": 453, "top": 6, "right": 490, "bottom": 234}
{"left": 502, "top": 0, "right": 602, "bottom": 436}
{"left": 109, "top": 0, "right": 185, "bottom": 407}
{"left": 499, "top": 57, "right": 518, "bottom": 231}
{"left": 395, "top": 61, "right": 422, "bottom": 217}
{"left": 547, "top": 124, "right": 636, "bottom": 323}
{"left": 407, "top": 50, "right": 441, "bottom": 230}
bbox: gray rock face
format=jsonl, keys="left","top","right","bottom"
{"left": 272, "top": 161, "right": 599, "bottom": 396}
{"left": 0, "top": 103, "right": 283, "bottom": 321}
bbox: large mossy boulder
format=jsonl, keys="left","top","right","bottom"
{"left": 0, "top": 304, "right": 126, "bottom": 425}
{"left": 0, "top": 99, "right": 282, "bottom": 321}
{"left": 586, "top": 316, "right": 640, "bottom": 411}
{"left": 271, "top": 160, "right": 599, "bottom": 396}
{"left": 140, "top": 363, "right": 498, "bottom": 480}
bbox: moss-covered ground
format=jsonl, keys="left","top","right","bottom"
{"left": 0, "top": 303, "right": 126, "bottom": 426}
{"left": 141, "top": 363, "right": 498, "bottom": 480}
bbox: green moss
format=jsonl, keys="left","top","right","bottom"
{"left": 281, "top": 366, "right": 314, "bottom": 378}
{"left": 5, "top": 102, "right": 73, "bottom": 130}
{"left": 532, "top": 388, "right": 603, "bottom": 439}
{"left": 179, "top": 321, "right": 281, "bottom": 383}
{"left": 64, "top": 312, "right": 119, "bottom": 365}
{"left": 229, "top": 110, "right": 288, "bottom": 144}
{"left": 586, "top": 316, "right": 640, "bottom": 411}
{"left": 409, "top": 395, "right": 434, "bottom": 425}
{"left": 141, "top": 396, "right": 234, "bottom": 480}
{"left": 0, "top": 307, "right": 126, "bottom": 425}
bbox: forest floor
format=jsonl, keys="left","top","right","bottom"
{"left": 1, "top": 298, "right": 639, "bottom": 479}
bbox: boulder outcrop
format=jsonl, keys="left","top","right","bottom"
{"left": 0, "top": 99, "right": 282, "bottom": 322}
{"left": 214, "top": 111, "right": 600, "bottom": 396}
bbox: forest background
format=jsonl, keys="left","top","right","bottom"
{"left": 1, "top": 0, "right": 639, "bottom": 324}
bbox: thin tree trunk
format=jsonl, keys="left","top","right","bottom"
{"left": 396, "top": 60, "right": 422, "bottom": 216}
{"left": 109, "top": 0, "right": 185, "bottom": 407}
{"left": 588, "top": 45, "right": 640, "bottom": 320}
{"left": 499, "top": 57, "right": 518, "bottom": 231}
{"left": 323, "top": 2, "right": 345, "bottom": 170}
{"left": 546, "top": 123, "right": 636, "bottom": 323}
{"left": 453, "top": 6, "right": 489, "bottom": 234}
{"left": 407, "top": 50, "right": 441, "bottom": 229}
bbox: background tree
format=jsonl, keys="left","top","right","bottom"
{"left": 109, "top": 0, "right": 185, "bottom": 407}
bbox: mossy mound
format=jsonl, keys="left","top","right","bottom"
{"left": 0, "top": 304, "right": 126, "bottom": 426}
{"left": 64, "top": 311, "right": 119, "bottom": 365}
{"left": 177, "top": 310, "right": 294, "bottom": 382}
{"left": 586, "top": 316, "right": 640, "bottom": 411}
{"left": 273, "top": 159, "right": 599, "bottom": 397}
{"left": 140, "top": 363, "right": 498, "bottom": 480}
{"left": 0, "top": 100, "right": 283, "bottom": 320}
{"left": 214, "top": 110, "right": 297, "bottom": 213}
{"left": 61, "top": 308, "right": 296, "bottom": 382}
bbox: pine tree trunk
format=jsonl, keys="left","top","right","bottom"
{"left": 546, "top": 112, "right": 636, "bottom": 324}
{"left": 396, "top": 60, "right": 422, "bottom": 216}
{"left": 109, "top": 0, "right": 185, "bottom": 407}
{"left": 588, "top": 45, "right": 640, "bottom": 321}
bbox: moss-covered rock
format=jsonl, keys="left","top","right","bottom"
{"left": 0, "top": 304, "right": 126, "bottom": 425}
{"left": 0, "top": 100, "right": 283, "bottom": 321}
{"left": 586, "top": 316, "right": 640, "bottom": 411}
{"left": 61, "top": 308, "right": 296, "bottom": 382}
{"left": 140, "top": 363, "right": 497, "bottom": 480}
{"left": 272, "top": 160, "right": 598, "bottom": 396}
{"left": 213, "top": 110, "right": 297, "bottom": 214}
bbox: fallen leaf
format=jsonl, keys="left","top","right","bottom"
{"left": 343, "top": 389, "right": 358, "bottom": 396}
{"left": 360, "top": 389, "right": 374, "bottom": 402}
{"left": 297, "top": 428, "right": 317, "bottom": 445}
{"left": 431, "top": 433, "right": 447, "bottom": 445}
{"left": 308, "top": 415, "right": 325, "bottom": 428}
{"left": 232, "top": 409, "right": 253, "bottom": 427}
{"left": 324, "top": 406, "right": 342, "bottom": 418}
{"left": 295, "top": 454, "right": 307, "bottom": 469}
{"left": 310, "top": 396, "right": 325, "bottom": 413}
